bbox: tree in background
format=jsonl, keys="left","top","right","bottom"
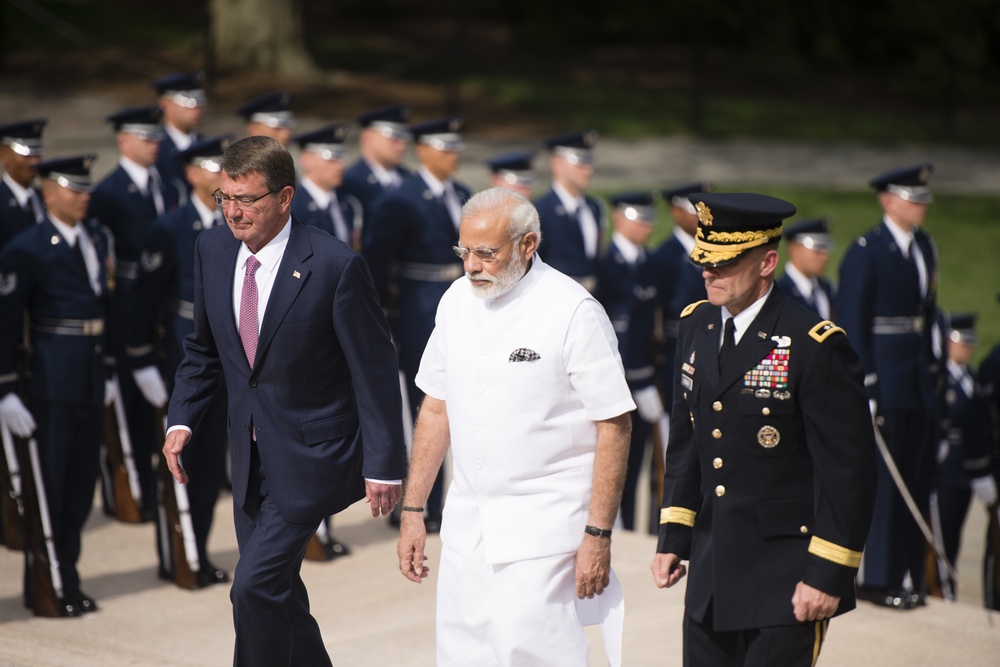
{"left": 209, "top": 0, "right": 316, "bottom": 77}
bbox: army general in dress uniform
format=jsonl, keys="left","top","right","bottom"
{"left": 651, "top": 193, "right": 877, "bottom": 666}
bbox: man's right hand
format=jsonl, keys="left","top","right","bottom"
{"left": 396, "top": 511, "right": 430, "bottom": 584}
{"left": 0, "top": 393, "right": 35, "bottom": 438}
{"left": 134, "top": 366, "right": 168, "bottom": 408}
{"left": 651, "top": 552, "right": 687, "bottom": 589}
{"left": 163, "top": 428, "right": 191, "bottom": 485}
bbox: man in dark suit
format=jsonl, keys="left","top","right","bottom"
{"left": 152, "top": 71, "right": 207, "bottom": 202}
{"left": 533, "top": 129, "right": 604, "bottom": 293}
{"left": 341, "top": 104, "right": 412, "bottom": 226}
{"left": 0, "top": 119, "right": 47, "bottom": 251}
{"left": 88, "top": 105, "right": 177, "bottom": 522}
{"left": 776, "top": 217, "right": 836, "bottom": 320}
{"left": 128, "top": 136, "right": 232, "bottom": 588}
{"left": 837, "top": 164, "right": 939, "bottom": 609}
{"left": 162, "top": 136, "right": 406, "bottom": 667}
{"left": 0, "top": 155, "right": 114, "bottom": 616}
{"left": 595, "top": 191, "right": 663, "bottom": 533}
{"left": 363, "top": 117, "right": 471, "bottom": 531}
{"left": 291, "top": 123, "right": 361, "bottom": 250}
{"left": 652, "top": 192, "right": 877, "bottom": 666}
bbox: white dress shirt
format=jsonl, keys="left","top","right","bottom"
{"left": 883, "top": 215, "right": 928, "bottom": 297}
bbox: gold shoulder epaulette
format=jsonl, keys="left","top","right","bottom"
{"left": 680, "top": 300, "right": 709, "bottom": 318}
{"left": 808, "top": 320, "right": 845, "bottom": 343}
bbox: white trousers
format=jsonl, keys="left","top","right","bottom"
{"left": 437, "top": 540, "right": 624, "bottom": 667}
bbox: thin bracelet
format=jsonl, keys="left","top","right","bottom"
{"left": 401, "top": 505, "right": 425, "bottom": 513}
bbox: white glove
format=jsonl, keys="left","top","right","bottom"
{"left": 868, "top": 399, "right": 878, "bottom": 420}
{"left": 0, "top": 392, "right": 36, "bottom": 437}
{"left": 133, "top": 366, "right": 168, "bottom": 408}
{"left": 633, "top": 386, "right": 665, "bottom": 423}
{"left": 971, "top": 475, "right": 998, "bottom": 507}
{"left": 936, "top": 440, "right": 950, "bottom": 464}
{"left": 104, "top": 379, "right": 118, "bottom": 407}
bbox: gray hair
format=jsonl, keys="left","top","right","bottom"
{"left": 220, "top": 136, "right": 296, "bottom": 193}
{"left": 461, "top": 187, "right": 542, "bottom": 247}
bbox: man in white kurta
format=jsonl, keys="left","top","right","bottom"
{"left": 397, "top": 187, "right": 635, "bottom": 666}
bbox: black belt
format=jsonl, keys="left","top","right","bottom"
{"left": 31, "top": 316, "right": 105, "bottom": 336}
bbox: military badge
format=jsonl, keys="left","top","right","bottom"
{"left": 758, "top": 425, "right": 780, "bottom": 448}
{"left": 771, "top": 335, "right": 791, "bottom": 348}
{"left": 140, "top": 250, "right": 163, "bottom": 273}
{"left": 696, "top": 201, "right": 713, "bottom": 226}
{"left": 681, "top": 375, "right": 694, "bottom": 390}
{"left": 50, "top": 234, "right": 61, "bottom": 245}
{"left": 682, "top": 362, "right": 695, "bottom": 375}
{"left": 774, "top": 390, "right": 791, "bottom": 400}
{"left": 0, "top": 272, "right": 17, "bottom": 295}
{"left": 754, "top": 388, "right": 771, "bottom": 398}
{"left": 744, "top": 347, "right": 790, "bottom": 389}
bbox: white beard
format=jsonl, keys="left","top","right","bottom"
{"left": 467, "top": 256, "right": 526, "bottom": 300}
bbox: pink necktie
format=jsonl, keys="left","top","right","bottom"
{"left": 239, "top": 256, "right": 260, "bottom": 367}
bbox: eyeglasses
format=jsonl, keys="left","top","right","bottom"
{"left": 453, "top": 235, "right": 520, "bottom": 263}
{"left": 212, "top": 189, "right": 276, "bottom": 210}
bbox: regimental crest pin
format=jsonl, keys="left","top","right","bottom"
{"left": 758, "top": 425, "right": 780, "bottom": 448}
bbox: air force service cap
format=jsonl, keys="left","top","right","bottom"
{"left": 293, "top": 123, "right": 350, "bottom": 161}
{"left": 0, "top": 119, "right": 46, "bottom": 157}
{"left": 947, "top": 313, "right": 977, "bottom": 345}
{"left": 411, "top": 116, "right": 464, "bottom": 152}
{"left": 107, "top": 106, "right": 165, "bottom": 141}
{"left": 663, "top": 181, "right": 714, "bottom": 214}
{"left": 688, "top": 192, "right": 796, "bottom": 267}
{"left": 35, "top": 154, "right": 98, "bottom": 193}
{"left": 152, "top": 72, "right": 207, "bottom": 108}
{"left": 784, "top": 216, "right": 834, "bottom": 252}
{"left": 870, "top": 163, "right": 933, "bottom": 203}
{"left": 610, "top": 191, "right": 656, "bottom": 224}
{"left": 237, "top": 92, "right": 295, "bottom": 129}
{"left": 357, "top": 105, "right": 412, "bottom": 141}
{"left": 178, "top": 135, "right": 231, "bottom": 173}
{"left": 486, "top": 151, "right": 535, "bottom": 188}
{"left": 544, "top": 129, "right": 598, "bottom": 166}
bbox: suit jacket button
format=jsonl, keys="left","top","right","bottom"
{"left": 712, "top": 428, "right": 722, "bottom": 439}
{"left": 249, "top": 379, "right": 258, "bottom": 388}
{"left": 715, "top": 485, "right": 726, "bottom": 497}
{"left": 712, "top": 401, "right": 723, "bottom": 412}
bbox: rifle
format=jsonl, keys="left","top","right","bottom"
{"left": 0, "top": 429, "right": 22, "bottom": 549}
{"left": 647, "top": 413, "right": 669, "bottom": 536}
{"left": 154, "top": 406, "right": 200, "bottom": 589}
{"left": 986, "top": 500, "right": 1000, "bottom": 611}
{"left": 102, "top": 376, "right": 144, "bottom": 523}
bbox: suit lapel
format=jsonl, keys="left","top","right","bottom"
{"left": 717, "top": 290, "right": 785, "bottom": 395}
{"left": 252, "top": 221, "right": 312, "bottom": 376}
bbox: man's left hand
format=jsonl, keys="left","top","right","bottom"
{"left": 575, "top": 533, "right": 611, "bottom": 599}
{"left": 791, "top": 581, "right": 840, "bottom": 622}
{"left": 364, "top": 480, "right": 401, "bottom": 517}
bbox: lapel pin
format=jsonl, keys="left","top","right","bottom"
{"left": 757, "top": 331, "right": 768, "bottom": 339}
{"left": 292, "top": 270, "right": 301, "bottom": 279}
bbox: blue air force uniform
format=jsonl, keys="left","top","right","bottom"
{"left": 341, "top": 105, "right": 413, "bottom": 220}
{"left": 836, "top": 164, "right": 939, "bottom": 602}
{"left": 776, "top": 217, "right": 837, "bottom": 320}
{"left": 595, "top": 192, "right": 662, "bottom": 532}
{"left": 127, "top": 137, "right": 230, "bottom": 582}
{"left": 0, "top": 119, "right": 47, "bottom": 251}
{"left": 0, "top": 156, "right": 112, "bottom": 610}
{"left": 291, "top": 123, "right": 362, "bottom": 248}
{"left": 657, "top": 193, "right": 876, "bottom": 662}
{"left": 534, "top": 130, "right": 604, "bottom": 292}
{"left": 151, "top": 72, "right": 207, "bottom": 203}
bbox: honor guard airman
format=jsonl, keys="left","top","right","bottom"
{"left": 363, "top": 116, "right": 471, "bottom": 531}
{"left": 652, "top": 181, "right": 713, "bottom": 410}
{"left": 930, "top": 313, "right": 996, "bottom": 599}
{"left": 0, "top": 119, "right": 47, "bottom": 250}
{"left": 341, "top": 104, "right": 413, "bottom": 226}
{"left": 292, "top": 123, "right": 362, "bottom": 249}
{"left": 152, "top": 71, "right": 207, "bottom": 202}
{"left": 533, "top": 130, "right": 605, "bottom": 292}
{"left": 126, "top": 136, "right": 232, "bottom": 587}
{"left": 0, "top": 155, "right": 114, "bottom": 615}
{"left": 237, "top": 91, "right": 295, "bottom": 147}
{"left": 651, "top": 192, "right": 877, "bottom": 666}
{"left": 88, "top": 105, "right": 177, "bottom": 522}
{"left": 485, "top": 150, "right": 536, "bottom": 198}
{"left": 777, "top": 216, "right": 836, "bottom": 320}
{"left": 594, "top": 192, "right": 664, "bottom": 533}
{"left": 837, "top": 164, "right": 939, "bottom": 609}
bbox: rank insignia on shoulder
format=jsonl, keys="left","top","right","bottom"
{"left": 140, "top": 251, "right": 163, "bottom": 273}
{"left": 0, "top": 272, "right": 17, "bottom": 295}
{"left": 809, "top": 320, "right": 845, "bottom": 343}
{"left": 680, "top": 300, "right": 708, "bottom": 318}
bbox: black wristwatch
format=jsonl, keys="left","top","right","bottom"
{"left": 584, "top": 525, "right": 612, "bottom": 539}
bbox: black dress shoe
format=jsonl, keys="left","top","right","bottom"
{"left": 856, "top": 586, "right": 917, "bottom": 610}
{"left": 24, "top": 596, "right": 82, "bottom": 617}
{"left": 324, "top": 537, "right": 351, "bottom": 559}
{"left": 66, "top": 589, "right": 98, "bottom": 613}
{"left": 196, "top": 563, "right": 230, "bottom": 588}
